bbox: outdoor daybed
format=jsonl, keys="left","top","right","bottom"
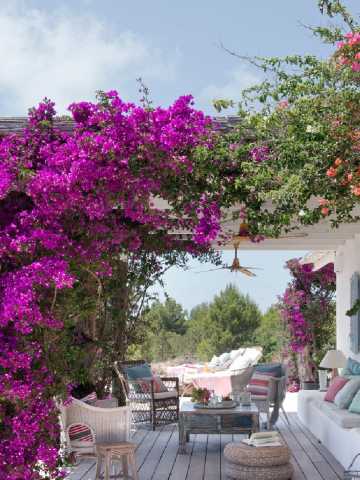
{"left": 298, "top": 389, "right": 360, "bottom": 468}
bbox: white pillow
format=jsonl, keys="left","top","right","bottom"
{"left": 219, "top": 352, "right": 231, "bottom": 366}
{"left": 229, "top": 356, "right": 250, "bottom": 372}
{"left": 230, "top": 348, "right": 244, "bottom": 361}
{"left": 209, "top": 355, "right": 220, "bottom": 367}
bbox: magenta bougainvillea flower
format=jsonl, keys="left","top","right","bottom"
{"left": 0, "top": 92, "right": 223, "bottom": 479}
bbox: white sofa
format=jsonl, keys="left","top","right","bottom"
{"left": 297, "top": 390, "right": 360, "bottom": 468}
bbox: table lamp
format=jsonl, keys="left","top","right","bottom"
{"left": 319, "top": 349, "right": 347, "bottom": 379}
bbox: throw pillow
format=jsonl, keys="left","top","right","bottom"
{"left": 247, "top": 371, "right": 274, "bottom": 397}
{"left": 324, "top": 376, "right": 349, "bottom": 402}
{"left": 68, "top": 423, "right": 94, "bottom": 443}
{"left": 218, "top": 352, "right": 231, "bottom": 367}
{"left": 229, "top": 355, "right": 249, "bottom": 372}
{"left": 349, "top": 389, "right": 360, "bottom": 414}
{"left": 255, "top": 363, "right": 282, "bottom": 378}
{"left": 334, "top": 377, "right": 360, "bottom": 409}
{"left": 80, "top": 391, "right": 98, "bottom": 405}
{"left": 343, "top": 357, "right": 360, "bottom": 377}
{"left": 124, "top": 363, "right": 153, "bottom": 380}
{"left": 136, "top": 376, "right": 168, "bottom": 394}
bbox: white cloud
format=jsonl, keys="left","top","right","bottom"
{"left": 198, "top": 67, "right": 261, "bottom": 113}
{"left": 0, "top": 4, "right": 176, "bottom": 114}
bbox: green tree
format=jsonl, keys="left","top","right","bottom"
{"left": 187, "top": 284, "right": 262, "bottom": 360}
{"left": 138, "top": 296, "right": 188, "bottom": 361}
{"left": 254, "top": 306, "right": 285, "bottom": 362}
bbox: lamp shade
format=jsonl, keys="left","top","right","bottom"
{"left": 320, "top": 349, "right": 347, "bottom": 369}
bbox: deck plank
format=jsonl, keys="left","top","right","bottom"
{"left": 153, "top": 427, "right": 179, "bottom": 480}
{"left": 169, "top": 433, "right": 195, "bottom": 480}
{"left": 138, "top": 425, "right": 175, "bottom": 480}
{"left": 186, "top": 434, "right": 207, "bottom": 480}
{"left": 204, "top": 434, "right": 221, "bottom": 480}
{"left": 290, "top": 413, "right": 344, "bottom": 478}
{"left": 220, "top": 434, "right": 233, "bottom": 480}
{"left": 67, "top": 412, "right": 345, "bottom": 480}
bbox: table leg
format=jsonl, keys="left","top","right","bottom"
{"left": 252, "top": 413, "right": 260, "bottom": 433}
{"left": 178, "top": 414, "right": 187, "bottom": 454}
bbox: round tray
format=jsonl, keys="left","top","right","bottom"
{"left": 194, "top": 400, "right": 237, "bottom": 409}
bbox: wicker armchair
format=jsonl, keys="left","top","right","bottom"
{"left": 114, "top": 360, "right": 179, "bottom": 430}
{"left": 249, "top": 364, "right": 289, "bottom": 429}
{"left": 59, "top": 397, "right": 131, "bottom": 461}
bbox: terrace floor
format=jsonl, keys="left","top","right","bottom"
{"left": 66, "top": 412, "right": 344, "bottom": 480}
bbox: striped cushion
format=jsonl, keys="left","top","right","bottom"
{"left": 68, "top": 423, "right": 94, "bottom": 443}
{"left": 80, "top": 392, "right": 97, "bottom": 405}
{"left": 247, "top": 372, "right": 273, "bottom": 396}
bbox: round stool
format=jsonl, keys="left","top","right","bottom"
{"left": 224, "top": 442, "right": 293, "bottom": 480}
{"left": 95, "top": 442, "right": 138, "bottom": 480}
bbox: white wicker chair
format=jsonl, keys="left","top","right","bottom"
{"left": 60, "top": 398, "right": 131, "bottom": 460}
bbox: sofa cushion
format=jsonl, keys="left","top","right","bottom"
{"left": 334, "top": 377, "right": 360, "bottom": 409}
{"left": 349, "top": 390, "right": 360, "bottom": 414}
{"left": 343, "top": 357, "right": 360, "bottom": 377}
{"left": 324, "top": 376, "right": 348, "bottom": 402}
{"left": 313, "top": 399, "right": 360, "bottom": 428}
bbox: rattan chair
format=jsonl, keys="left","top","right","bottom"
{"left": 114, "top": 360, "right": 179, "bottom": 430}
{"left": 249, "top": 364, "right": 289, "bottom": 429}
{"left": 59, "top": 398, "right": 131, "bottom": 461}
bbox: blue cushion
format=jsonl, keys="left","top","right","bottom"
{"left": 255, "top": 363, "right": 282, "bottom": 378}
{"left": 349, "top": 389, "right": 360, "bottom": 414}
{"left": 343, "top": 357, "right": 360, "bottom": 377}
{"left": 124, "top": 363, "right": 152, "bottom": 380}
{"left": 334, "top": 377, "right": 360, "bottom": 409}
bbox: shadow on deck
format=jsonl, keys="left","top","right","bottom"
{"left": 66, "top": 413, "right": 344, "bottom": 480}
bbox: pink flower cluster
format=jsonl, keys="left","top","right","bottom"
{"left": 0, "top": 92, "right": 222, "bottom": 479}
{"left": 279, "top": 259, "right": 335, "bottom": 352}
{"left": 336, "top": 31, "right": 360, "bottom": 72}
{"left": 249, "top": 145, "right": 270, "bottom": 163}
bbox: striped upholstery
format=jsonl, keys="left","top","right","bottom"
{"left": 247, "top": 371, "right": 274, "bottom": 396}
{"left": 68, "top": 423, "right": 94, "bottom": 443}
{"left": 80, "top": 392, "right": 97, "bottom": 405}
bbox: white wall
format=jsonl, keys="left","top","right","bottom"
{"left": 335, "top": 234, "right": 360, "bottom": 360}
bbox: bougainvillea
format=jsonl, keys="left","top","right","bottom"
{"left": 0, "top": 92, "right": 228, "bottom": 479}
{"left": 279, "top": 259, "right": 336, "bottom": 383}
{"left": 209, "top": 2, "right": 360, "bottom": 237}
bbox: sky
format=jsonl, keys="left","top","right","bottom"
{"left": 1, "top": 0, "right": 358, "bottom": 312}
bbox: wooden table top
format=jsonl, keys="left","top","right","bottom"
{"left": 180, "top": 401, "right": 259, "bottom": 415}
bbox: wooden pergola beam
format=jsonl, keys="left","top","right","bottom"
{"left": 0, "top": 116, "right": 241, "bottom": 136}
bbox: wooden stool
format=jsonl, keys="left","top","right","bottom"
{"left": 95, "top": 442, "right": 139, "bottom": 480}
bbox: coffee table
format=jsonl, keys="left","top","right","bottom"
{"left": 178, "top": 401, "right": 259, "bottom": 453}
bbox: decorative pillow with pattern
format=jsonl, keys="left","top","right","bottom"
{"left": 135, "top": 376, "right": 168, "bottom": 394}
{"left": 80, "top": 392, "right": 98, "bottom": 405}
{"left": 247, "top": 371, "right": 273, "bottom": 397}
{"left": 68, "top": 423, "right": 94, "bottom": 443}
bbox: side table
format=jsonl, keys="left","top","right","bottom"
{"left": 95, "top": 442, "right": 138, "bottom": 480}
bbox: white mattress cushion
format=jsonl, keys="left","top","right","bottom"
{"left": 314, "top": 399, "right": 360, "bottom": 428}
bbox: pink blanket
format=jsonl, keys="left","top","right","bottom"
{"left": 192, "top": 374, "right": 232, "bottom": 397}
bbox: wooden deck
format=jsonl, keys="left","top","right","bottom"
{"left": 67, "top": 413, "right": 344, "bottom": 480}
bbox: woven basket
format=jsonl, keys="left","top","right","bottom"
{"left": 225, "top": 461, "right": 293, "bottom": 480}
{"left": 224, "top": 442, "right": 291, "bottom": 467}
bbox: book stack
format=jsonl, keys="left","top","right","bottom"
{"left": 242, "top": 431, "right": 282, "bottom": 447}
